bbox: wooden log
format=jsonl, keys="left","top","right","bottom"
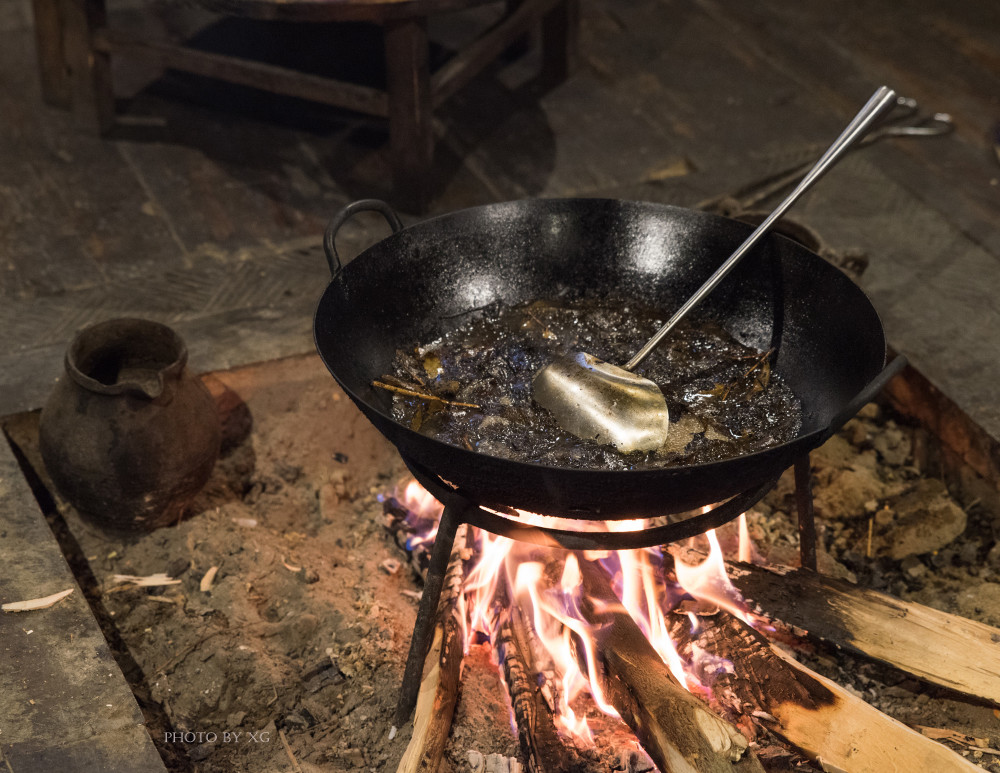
{"left": 383, "top": 496, "right": 437, "bottom": 580}
{"left": 575, "top": 556, "right": 765, "bottom": 773}
{"left": 666, "top": 606, "right": 982, "bottom": 773}
{"left": 395, "top": 523, "right": 468, "bottom": 773}
{"left": 60, "top": 0, "right": 114, "bottom": 133}
{"left": 725, "top": 561, "right": 1000, "bottom": 707}
{"left": 494, "top": 574, "right": 585, "bottom": 773}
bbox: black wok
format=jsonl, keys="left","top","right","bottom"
{"left": 314, "top": 198, "right": 894, "bottom": 519}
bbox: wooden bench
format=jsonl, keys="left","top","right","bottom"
{"left": 32, "top": 0, "right": 579, "bottom": 211}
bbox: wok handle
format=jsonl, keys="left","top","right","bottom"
{"left": 824, "top": 354, "right": 908, "bottom": 440}
{"left": 323, "top": 199, "right": 404, "bottom": 278}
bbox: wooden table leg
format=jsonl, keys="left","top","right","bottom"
{"left": 384, "top": 16, "right": 433, "bottom": 213}
{"left": 59, "top": 0, "right": 114, "bottom": 133}
{"left": 540, "top": 0, "right": 579, "bottom": 87}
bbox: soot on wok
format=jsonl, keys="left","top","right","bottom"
{"left": 382, "top": 297, "right": 802, "bottom": 471}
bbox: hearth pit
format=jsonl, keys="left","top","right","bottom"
{"left": 5, "top": 353, "right": 999, "bottom": 772}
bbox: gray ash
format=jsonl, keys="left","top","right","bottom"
{"left": 383, "top": 297, "right": 802, "bottom": 470}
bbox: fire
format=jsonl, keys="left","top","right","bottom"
{"left": 389, "top": 479, "right": 763, "bottom": 746}
{"left": 396, "top": 479, "right": 443, "bottom": 548}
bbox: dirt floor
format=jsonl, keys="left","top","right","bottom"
{"left": 4, "top": 353, "right": 1000, "bottom": 772}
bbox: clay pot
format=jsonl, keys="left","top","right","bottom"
{"left": 39, "top": 318, "right": 221, "bottom": 532}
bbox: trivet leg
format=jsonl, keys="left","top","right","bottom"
{"left": 393, "top": 503, "right": 461, "bottom": 727}
{"left": 795, "top": 455, "right": 818, "bottom": 571}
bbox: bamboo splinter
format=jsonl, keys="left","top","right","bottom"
{"left": 373, "top": 380, "right": 480, "bottom": 409}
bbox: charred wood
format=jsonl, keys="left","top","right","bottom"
{"left": 494, "top": 575, "right": 585, "bottom": 773}
{"left": 666, "top": 603, "right": 982, "bottom": 772}
{"left": 383, "top": 496, "right": 435, "bottom": 580}
{"left": 575, "top": 556, "right": 765, "bottom": 773}
{"left": 725, "top": 560, "right": 1000, "bottom": 707}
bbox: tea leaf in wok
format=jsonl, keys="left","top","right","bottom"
{"left": 523, "top": 308, "right": 558, "bottom": 340}
{"left": 410, "top": 400, "right": 445, "bottom": 432}
{"left": 721, "top": 348, "right": 774, "bottom": 401}
{"left": 422, "top": 353, "right": 443, "bottom": 379}
{"left": 383, "top": 296, "right": 802, "bottom": 470}
{"left": 394, "top": 349, "right": 430, "bottom": 386}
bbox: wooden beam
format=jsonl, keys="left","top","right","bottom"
{"left": 92, "top": 28, "right": 390, "bottom": 117}
{"left": 32, "top": 0, "right": 72, "bottom": 108}
{"left": 538, "top": 0, "right": 579, "bottom": 88}
{"left": 430, "top": 0, "right": 563, "bottom": 108}
{"left": 384, "top": 15, "right": 433, "bottom": 212}
{"left": 60, "top": 0, "right": 114, "bottom": 133}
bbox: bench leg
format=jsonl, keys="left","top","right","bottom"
{"left": 57, "top": 0, "right": 114, "bottom": 133}
{"left": 384, "top": 16, "right": 433, "bottom": 213}
{"left": 540, "top": 0, "right": 579, "bottom": 87}
{"left": 33, "top": 0, "right": 72, "bottom": 107}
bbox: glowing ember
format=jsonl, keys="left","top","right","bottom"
{"left": 387, "top": 478, "right": 763, "bottom": 748}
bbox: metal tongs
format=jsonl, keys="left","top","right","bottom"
{"left": 701, "top": 96, "right": 953, "bottom": 213}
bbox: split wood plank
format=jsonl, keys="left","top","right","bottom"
{"left": 396, "top": 523, "right": 469, "bottom": 773}
{"left": 726, "top": 562, "right": 1000, "bottom": 707}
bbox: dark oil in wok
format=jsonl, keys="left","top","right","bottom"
{"left": 384, "top": 297, "right": 802, "bottom": 471}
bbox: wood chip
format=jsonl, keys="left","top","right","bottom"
{"left": 2, "top": 588, "right": 74, "bottom": 612}
{"left": 279, "top": 729, "right": 303, "bottom": 773}
{"left": 112, "top": 573, "right": 181, "bottom": 587}
{"left": 913, "top": 725, "right": 992, "bottom": 749}
{"left": 200, "top": 566, "right": 219, "bottom": 592}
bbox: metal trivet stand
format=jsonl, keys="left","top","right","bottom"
{"left": 392, "top": 355, "right": 907, "bottom": 725}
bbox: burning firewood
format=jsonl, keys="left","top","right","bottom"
{"left": 386, "top": 494, "right": 581, "bottom": 772}
{"left": 384, "top": 494, "right": 437, "bottom": 581}
{"left": 396, "top": 523, "right": 469, "bottom": 773}
{"left": 723, "top": 561, "right": 1000, "bottom": 708}
{"left": 666, "top": 604, "right": 983, "bottom": 772}
{"left": 575, "top": 555, "right": 766, "bottom": 773}
{"left": 494, "top": 574, "right": 586, "bottom": 773}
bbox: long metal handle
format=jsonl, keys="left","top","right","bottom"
{"left": 624, "top": 86, "right": 898, "bottom": 371}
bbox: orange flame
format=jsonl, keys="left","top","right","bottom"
{"left": 391, "top": 480, "right": 761, "bottom": 746}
